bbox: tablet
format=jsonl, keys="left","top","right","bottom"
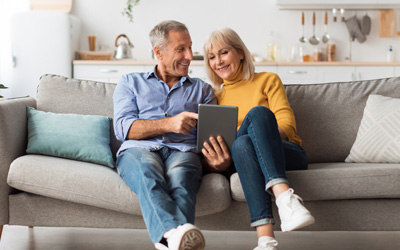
{"left": 197, "top": 104, "right": 238, "bottom": 153}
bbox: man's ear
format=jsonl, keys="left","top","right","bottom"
{"left": 154, "top": 46, "right": 163, "bottom": 60}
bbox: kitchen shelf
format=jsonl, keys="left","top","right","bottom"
{"left": 276, "top": 0, "right": 400, "bottom": 10}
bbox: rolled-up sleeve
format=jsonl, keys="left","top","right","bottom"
{"left": 113, "top": 75, "right": 139, "bottom": 141}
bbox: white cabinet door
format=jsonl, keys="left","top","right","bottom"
{"left": 255, "top": 66, "right": 278, "bottom": 74}
{"left": 355, "top": 66, "right": 394, "bottom": 81}
{"left": 393, "top": 66, "right": 400, "bottom": 77}
{"left": 189, "top": 65, "right": 210, "bottom": 83}
{"left": 277, "top": 66, "right": 318, "bottom": 84}
{"left": 73, "top": 65, "right": 145, "bottom": 83}
{"left": 317, "top": 66, "right": 355, "bottom": 83}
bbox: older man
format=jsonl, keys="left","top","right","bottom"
{"left": 113, "top": 20, "right": 215, "bottom": 250}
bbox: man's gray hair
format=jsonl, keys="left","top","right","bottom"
{"left": 149, "top": 20, "right": 189, "bottom": 50}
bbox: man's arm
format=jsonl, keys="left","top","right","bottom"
{"left": 127, "top": 111, "right": 198, "bottom": 140}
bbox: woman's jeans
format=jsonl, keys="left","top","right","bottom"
{"left": 116, "top": 147, "right": 202, "bottom": 244}
{"left": 232, "top": 106, "right": 308, "bottom": 227}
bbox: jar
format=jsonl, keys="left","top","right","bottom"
{"left": 313, "top": 47, "right": 324, "bottom": 62}
{"left": 326, "top": 40, "right": 336, "bottom": 62}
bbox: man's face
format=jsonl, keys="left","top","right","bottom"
{"left": 157, "top": 30, "right": 193, "bottom": 78}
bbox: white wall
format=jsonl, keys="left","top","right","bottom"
{"left": 71, "top": 0, "right": 400, "bottom": 62}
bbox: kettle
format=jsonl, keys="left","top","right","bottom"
{"left": 114, "top": 34, "right": 134, "bottom": 59}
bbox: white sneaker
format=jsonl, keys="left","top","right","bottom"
{"left": 276, "top": 188, "right": 315, "bottom": 232}
{"left": 253, "top": 239, "right": 278, "bottom": 250}
{"left": 155, "top": 242, "right": 169, "bottom": 250}
{"left": 162, "top": 223, "right": 205, "bottom": 250}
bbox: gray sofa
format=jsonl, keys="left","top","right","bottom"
{"left": 1, "top": 74, "right": 400, "bottom": 240}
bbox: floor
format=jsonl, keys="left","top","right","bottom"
{"left": 0, "top": 226, "right": 399, "bottom": 250}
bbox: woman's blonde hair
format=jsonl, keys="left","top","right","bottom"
{"left": 203, "top": 28, "right": 255, "bottom": 89}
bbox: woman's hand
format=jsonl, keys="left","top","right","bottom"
{"left": 202, "top": 135, "right": 232, "bottom": 172}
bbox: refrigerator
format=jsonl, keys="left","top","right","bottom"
{"left": 11, "top": 11, "right": 80, "bottom": 98}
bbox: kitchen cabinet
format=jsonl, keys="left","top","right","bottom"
{"left": 188, "top": 65, "right": 209, "bottom": 82}
{"left": 255, "top": 65, "right": 278, "bottom": 74}
{"left": 394, "top": 66, "right": 400, "bottom": 77}
{"left": 277, "top": 66, "right": 318, "bottom": 84}
{"left": 73, "top": 63, "right": 208, "bottom": 83}
{"left": 317, "top": 66, "right": 354, "bottom": 83}
{"left": 318, "top": 66, "right": 394, "bottom": 82}
{"left": 355, "top": 66, "right": 394, "bottom": 80}
{"left": 73, "top": 64, "right": 146, "bottom": 83}
{"left": 73, "top": 61, "right": 400, "bottom": 85}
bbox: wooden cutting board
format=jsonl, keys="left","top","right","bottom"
{"left": 379, "top": 10, "right": 395, "bottom": 37}
{"left": 30, "top": 0, "right": 72, "bottom": 13}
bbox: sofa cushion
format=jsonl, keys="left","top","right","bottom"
{"left": 285, "top": 77, "right": 400, "bottom": 163}
{"left": 230, "top": 162, "right": 400, "bottom": 202}
{"left": 345, "top": 95, "right": 400, "bottom": 163}
{"left": 36, "top": 74, "right": 120, "bottom": 159}
{"left": 26, "top": 107, "right": 115, "bottom": 168}
{"left": 7, "top": 155, "right": 231, "bottom": 217}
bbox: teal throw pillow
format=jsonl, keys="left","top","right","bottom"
{"left": 26, "top": 107, "right": 115, "bottom": 168}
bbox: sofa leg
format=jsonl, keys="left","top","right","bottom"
{"left": 0, "top": 225, "right": 3, "bottom": 240}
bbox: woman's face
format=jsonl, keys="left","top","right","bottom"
{"left": 207, "top": 44, "right": 244, "bottom": 81}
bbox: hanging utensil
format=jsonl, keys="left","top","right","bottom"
{"left": 299, "top": 12, "right": 307, "bottom": 43}
{"left": 361, "top": 12, "right": 371, "bottom": 35}
{"left": 340, "top": 8, "right": 346, "bottom": 22}
{"left": 309, "top": 12, "right": 320, "bottom": 45}
{"left": 322, "top": 12, "right": 330, "bottom": 43}
{"left": 332, "top": 8, "right": 337, "bottom": 22}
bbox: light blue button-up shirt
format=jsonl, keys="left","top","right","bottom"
{"left": 113, "top": 66, "right": 216, "bottom": 155}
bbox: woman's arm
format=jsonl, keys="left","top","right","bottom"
{"left": 201, "top": 136, "right": 232, "bottom": 172}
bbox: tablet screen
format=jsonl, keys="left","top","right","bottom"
{"left": 196, "top": 104, "right": 238, "bottom": 153}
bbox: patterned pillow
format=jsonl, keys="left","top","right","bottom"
{"left": 345, "top": 94, "right": 400, "bottom": 163}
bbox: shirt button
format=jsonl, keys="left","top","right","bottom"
{"left": 164, "top": 112, "right": 167, "bottom": 117}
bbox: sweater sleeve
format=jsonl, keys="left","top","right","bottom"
{"left": 262, "top": 73, "right": 298, "bottom": 143}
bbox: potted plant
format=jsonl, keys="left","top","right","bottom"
{"left": 0, "top": 84, "right": 8, "bottom": 98}
{"left": 122, "top": 0, "right": 141, "bottom": 23}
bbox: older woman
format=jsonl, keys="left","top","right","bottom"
{"left": 202, "top": 28, "right": 315, "bottom": 250}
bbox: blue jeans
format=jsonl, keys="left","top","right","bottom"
{"left": 231, "top": 106, "right": 308, "bottom": 227}
{"left": 116, "top": 147, "right": 202, "bottom": 244}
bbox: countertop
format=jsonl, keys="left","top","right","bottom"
{"left": 73, "top": 60, "right": 400, "bottom": 66}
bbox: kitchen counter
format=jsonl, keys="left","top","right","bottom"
{"left": 73, "top": 60, "right": 400, "bottom": 66}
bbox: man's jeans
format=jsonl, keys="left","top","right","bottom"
{"left": 116, "top": 147, "right": 202, "bottom": 243}
{"left": 232, "top": 106, "right": 308, "bottom": 227}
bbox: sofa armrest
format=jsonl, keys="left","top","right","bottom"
{"left": 0, "top": 96, "right": 36, "bottom": 225}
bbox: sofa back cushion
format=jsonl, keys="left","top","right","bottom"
{"left": 285, "top": 77, "right": 400, "bottom": 163}
{"left": 37, "top": 74, "right": 120, "bottom": 158}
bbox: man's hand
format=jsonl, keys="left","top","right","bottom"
{"left": 167, "top": 111, "right": 198, "bottom": 135}
{"left": 127, "top": 111, "right": 198, "bottom": 140}
{"left": 202, "top": 135, "right": 232, "bottom": 172}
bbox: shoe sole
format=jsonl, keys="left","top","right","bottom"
{"left": 281, "top": 215, "right": 315, "bottom": 232}
{"left": 178, "top": 228, "right": 205, "bottom": 250}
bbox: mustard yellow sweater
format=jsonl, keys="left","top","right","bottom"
{"left": 217, "top": 68, "right": 302, "bottom": 146}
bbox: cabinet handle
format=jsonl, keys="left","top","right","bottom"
{"left": 99, "top": 69, "right": 118, "bottom": 73}
{"left": 288, "top": 70, "right": 307, "bottom": 74}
